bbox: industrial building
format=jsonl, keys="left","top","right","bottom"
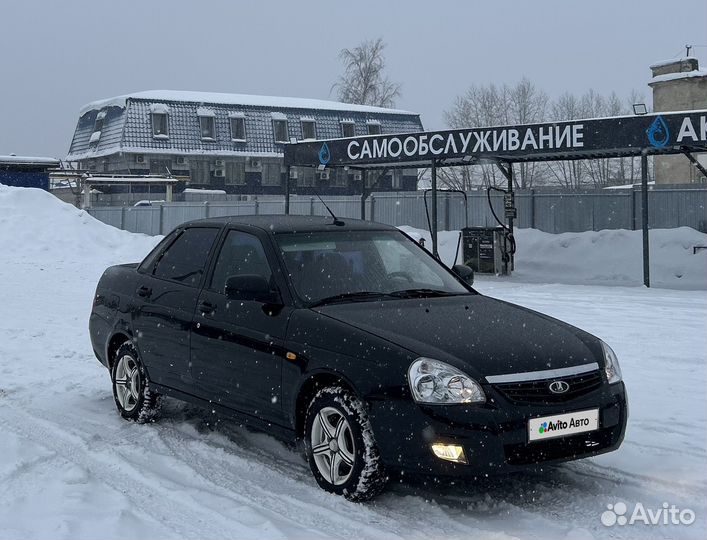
{"left": 649, "top": 57, "right": 707, "bottom": 184}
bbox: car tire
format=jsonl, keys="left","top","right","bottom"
{"left": 304, "top": 386, "right": 387, "bottom": 501}
{"left": 111, "top": 342, "right": 162, "bottom": 423}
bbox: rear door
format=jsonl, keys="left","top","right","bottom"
{"left": 132, "top": 226, "right": 220, "bottom": 391}
{"left": 190, "top": 228, "right": 292, "bottom": 423}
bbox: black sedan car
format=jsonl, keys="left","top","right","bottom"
{"left": 89, "top": 215, "right": 627, "bottom": 501}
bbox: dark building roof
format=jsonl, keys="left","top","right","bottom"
{"left": 184, "top": 214, "right": 397, "bottom": 233}
{"left": 67, "top": 90, "right": 424, "bottom": 162}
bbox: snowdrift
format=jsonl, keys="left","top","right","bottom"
{"left": 0, "top": 185, "right": 159, "bottom": 264}
{"left": 399, "top": 226, "right": 707, "bottom": 290}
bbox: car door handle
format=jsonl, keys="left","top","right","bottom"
{"left": 136, "top": 286, "right": 152, "bottom": 298}
{"left": 198, "top": 301, "right": 216, "bottom": 314}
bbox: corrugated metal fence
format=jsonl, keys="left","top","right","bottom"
{"left": 87, "top": 188, "right": 707, "bottom": 236}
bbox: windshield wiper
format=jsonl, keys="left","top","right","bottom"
{"left": 388, "top": 288, "right": 465, "bottom": 299}
{"left": 309, "top": 291, "right": 393, "bottom": 308}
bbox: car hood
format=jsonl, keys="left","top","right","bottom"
{"left": 315, "top": 294, "right": 602, "bottom": 380}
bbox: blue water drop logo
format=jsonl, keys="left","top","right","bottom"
{"left": 318, "top": 142, "right": 331, "bottom": 166}
{"left": 646, "top": 115, "right": 670, "bottom": 148}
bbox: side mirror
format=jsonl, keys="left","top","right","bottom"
{"left": 225, "top": 274, "right": 280, "bottom": 304}
{"left": 452, "top": 264, "right": 474, "bottom": 286}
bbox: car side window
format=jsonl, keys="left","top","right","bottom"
{"left": 153, "top": 227, "right": 219, "bottom": 286}
{"left": 209, "top": 230, "right": 273, "bottom": 294}
{"left": 138, "top": 229, "right": 179, "bottom": 274}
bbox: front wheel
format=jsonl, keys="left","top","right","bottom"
{"left": 111, "top": 342, "right": 162, "bottom": 423}
{"left": 304, "top": 387, "right": 387, "bottom": 501}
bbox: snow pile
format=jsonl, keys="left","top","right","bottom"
{"left": 399, "top": 226, "right": 707, "bottom": 290}
{"left": 0, "top": 185, "right": 159, "bottom": 263}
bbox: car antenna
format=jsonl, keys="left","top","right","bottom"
{"left": 313, "top": 189, "right": 345, "bottom": 226}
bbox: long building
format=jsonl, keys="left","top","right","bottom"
{"left": 66, "top": 90, "right": 424, "bottom": 195}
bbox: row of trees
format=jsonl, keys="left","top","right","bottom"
{"left": 442, "top": 81, "right": 648, "bottom": 190}
{"left": 333, "top": 38, "right": 650, "bottom": 190}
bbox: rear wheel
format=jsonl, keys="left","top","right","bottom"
{"left": 304, "top": 387, "right": 387, "bottom": 501}
{"left": 111, "top": 342, "right": 162, "bottom": 423}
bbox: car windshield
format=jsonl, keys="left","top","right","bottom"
{"left": 275, "top": 230, "right": 471, "bottom": 305}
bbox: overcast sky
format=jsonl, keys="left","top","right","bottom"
{"left": 2, "top": 0, "right": 705, "bottom": 158}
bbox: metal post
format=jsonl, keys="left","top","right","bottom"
{"left": 630, "top": 188, "right": 636, "bottom": 230}
{"left": 360, "top": 171, "right": 367, "bottom": 220}
{"left": 641, "top": 152, "right": 650, "bottom": 287}
{"left": 370, "top": 194, "right": 375, "bottom": 222}
{"left": 285, "top": 166, "right": 291, "bottom": 215}
{"left": 165, "top": 183, "right": 173, "bottom": 203}
{"left": 431, "top": 160, "right": 439, "bottom": 259}
{"left": 507, "top": 164, "right": 515, "bottom": 272}
{"left": 82, "top": 180, "right": 91, "bottom": 209}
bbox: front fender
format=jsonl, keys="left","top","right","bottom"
{"left": 283, "top": 308, "right": 415, "bottom": 429}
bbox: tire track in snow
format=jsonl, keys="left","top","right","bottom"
{"left": 0, "top": 404, "right": 329, "bottom": 540}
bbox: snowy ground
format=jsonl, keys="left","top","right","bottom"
{"left": 1, "top": 186, "right": 705, "bottom": 539}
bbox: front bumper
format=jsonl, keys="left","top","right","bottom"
{"left": 368, "top": 381, "right": 627, "bottom": 476}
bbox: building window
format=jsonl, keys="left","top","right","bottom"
{"left": 301, "top": 119, "right": 316, "bottom": 140}
{"left": 392, "top": 171, "right": 402, "bottom": 189}
{"left": 90, "top": 111, "right": 106, "bottom": 146}
{"left": 94, "top": 111, "right": 106, "bottom": 133}
{"left": 152, "top": 113, "right": 169, "bottom": 138}
{"left": 273, "top": 119, "right": 289, "bottom": 143}
{"left": 225, "top": 161, "right": 246, "bottom": 185}
{"left": 367, "top": 122, "right": 381, "bottom": 135}
{"left": 332, "top": 168, "right": 348, "bottom": 187}
{"left": 230, "top": 116, "right": 246, "bottom": 141}
{"left": 261, "top": 161, "right": 282, "bottom": 186}
{"left": 298, "top": 167, "right": 316, "bottom": 187}
{"left": 340, "top": 121, "right": 355, "bottom": 138}
{"left": 200, "top": 116, "right": 216, "bottom": 140}
{"left": 150, "top": 158, "right": 171, "bottom": 175}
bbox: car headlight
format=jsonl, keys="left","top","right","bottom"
{"left": 408, "top": 358, "right": 485, "bottom": 404}
{"left": 601, "top": 341, "right": 622, "bottom": 384}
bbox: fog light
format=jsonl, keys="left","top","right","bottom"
{"left": 431, "top": 443, "right": 468, "bottom": 464}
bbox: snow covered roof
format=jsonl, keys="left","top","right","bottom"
{"left": 649, "top": 69, "right": 707, "bottom": 85}
{"left": 78, "top": 90, "right": 417, "bottom": 117}
{"left": 67, "top": 92, "right": 424, "bottom": 162}
{"left": 0, "top": 155, "right": 60, "bottom": 166}
{"left": 649, "top": 56, "right": 699, "bottom": 69}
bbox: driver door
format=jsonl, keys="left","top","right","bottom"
{"left": 190, "top": 228, "right": 291, "bottom": 424}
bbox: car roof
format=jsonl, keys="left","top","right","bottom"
{"left": 181, "top": 214, "right": 399, "bottom": 234}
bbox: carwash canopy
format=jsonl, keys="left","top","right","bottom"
{"left": 284, "top": 110, "right": 707, "bottom": 286}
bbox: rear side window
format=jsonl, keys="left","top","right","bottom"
{"left": 138, "top": 230, "right": 179, "bottom": 274}
{"left": 153, "top": 227, "right": 219, "bottom": 286}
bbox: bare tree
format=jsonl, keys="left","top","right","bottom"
{"left": 333, "top": 38, "right": 401, "bottom": 107}
{"left": 546, "top": 92, "right": 586, "bottom": 189}
{"left": 507, "top": 78, "right": 548, "bottom": 188}
{"left": 443, "top": 79, "right": 547, "bottom": 189}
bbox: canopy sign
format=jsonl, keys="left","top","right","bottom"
{"left": 285, "top": 111, "right": 707, "bottom": 168}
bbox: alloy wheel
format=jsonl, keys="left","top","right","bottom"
{"left": 310, "top": 406, "right": 356, "bottom": 485}
{"left": 114, "top": 354, "right": 141, "bottom": 413}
